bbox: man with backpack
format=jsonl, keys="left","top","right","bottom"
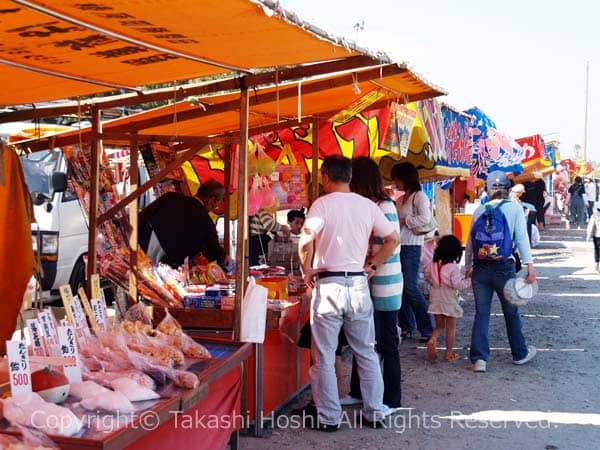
{"left": 464, "top": 171, "right": 537, "bottom": 373}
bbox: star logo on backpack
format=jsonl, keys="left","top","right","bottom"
{"left": 471, "top": 200, "right": 513, "bottom": 262}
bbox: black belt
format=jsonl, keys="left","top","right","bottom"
{"left": 317, "top": 271, "right": 365, "bottom": 279}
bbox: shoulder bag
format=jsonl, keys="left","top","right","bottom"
{"left": 410, "top": 192, "right": 438, "bottom": 236}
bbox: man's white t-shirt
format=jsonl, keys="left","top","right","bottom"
{"left": 585, "top": 182, "right": 597, "bottom": 203}
{"left": 304, "top": 192, "right": 395, "bottom": 272}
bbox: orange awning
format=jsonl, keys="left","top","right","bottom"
{"left": 0, "top": 0, "right": 377, "bottom": 106}
{"left": 15, "top": 63, "right": 445, "bottom": 151}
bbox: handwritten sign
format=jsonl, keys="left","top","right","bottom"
{"left": 38, "top": 310, "right": 60, "bottom": 356}
{"left": 91, "top": 274, "right": 102, "bottom": 301}
{"left": 91, "top": 298, "right": 108, "bottom": 332}
{"left": 26, "top": 319, "right": 47, "bottom": 357}
{"left": 6, "top": 340, "right": 32, "bottom": 396}
{"left": 78, "top": 287, "right": 100, "bottom": 334}
{"left": 57, "top": 326, "right": 82, "bottom": 383}
{"left": 59, "top": 285, "right": 90, "bottom": 341}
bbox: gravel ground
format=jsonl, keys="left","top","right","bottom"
{"left": 239, "top": 223, "right": 600, "bottom": 450}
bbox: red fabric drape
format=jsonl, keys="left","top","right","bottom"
{"left": 127, "top": 367, "right": 241, "bottom": 450}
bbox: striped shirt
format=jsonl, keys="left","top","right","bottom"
{"left": 249, "top": 209, "right": 282, "bottom": 237}
{"left": 370, "top": 200, "right": 403, "bottom": 311}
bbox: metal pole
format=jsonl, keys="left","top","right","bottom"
{"left": 234, "top": 82, "right": 249, "bottom": 342}
{"left": 583, "top": 61, "right": 589, "bottom": 161}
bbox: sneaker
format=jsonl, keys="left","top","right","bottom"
{"left": 340, "top": 395, "right": 363, "bottom": 406}
{"left": 472, "top": 359, "right": 487, "bottom": 372}
{"left": 513, "top": 346, "right": 537, "bottom": 365}
{"left": 299, "top": 403, "right": 339, "bottom": 432}
{"left": 361, "top": 405, "right": 396, "bottom": 429}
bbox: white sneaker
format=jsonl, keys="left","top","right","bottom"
{"left": 472, "top": 359, "right": 487, "bottom": 372}
{"left": 513, "top": 346, "right": 537, "bottom": 365}
{"left": 383, "top": 404, "right": 401, "bottom": 415}
{"left": 340, "top": 395, "right": 362, "bottom": 406}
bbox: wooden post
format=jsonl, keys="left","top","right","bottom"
{"left": 223, "top": 143, "right": 232, "bottom": 258}
{"left": 234, "top": 83, "right": 249, "bottom": 342}
{"left": 86, "top": 107, "right": 102, "bottom": 295}
{"left": 311, "top": 117, "right": 320, "bottom": 202}
{"left": 128, "top": 133, "right": 139, "bottom": 302}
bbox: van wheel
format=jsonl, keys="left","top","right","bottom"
{"left": 69, "top": 257, "right": 86, "bottom": 295}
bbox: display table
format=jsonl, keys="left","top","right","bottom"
{"left": 0, "top": 340, "right": 252, "bottom": 450}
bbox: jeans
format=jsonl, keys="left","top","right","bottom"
{"left": 570, "top": 198, "right": 586, "bottom": 226}
{"left": 593, "top": 237, "right": 600, "bottom": 263}
{"left": 310, "top": 275, "right": 386, "bottom": 425}
{"left": 470, "top": 260, "right": 529, "bottom": 363}
{"left": 398, "top": 245, "right": 434, "bottom": 337}
{"left": 587, "top": 201, "right": 595, "bottom": 222}
{"left": 349, "top": 309, "right": 402, "bottom": 408}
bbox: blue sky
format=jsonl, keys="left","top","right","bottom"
{"left": 281, "top": 0, "right": 599, "bottom": 161}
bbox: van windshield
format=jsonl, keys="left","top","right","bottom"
{"left": 20, "top": 150, "right": 59, "bottom": 196}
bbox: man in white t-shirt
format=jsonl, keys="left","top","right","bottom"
{"left": 298, "top": 155, "right": 400, "bottom": 430}
{"left": 585, "top": 178, "right": 597, "bottom": 221}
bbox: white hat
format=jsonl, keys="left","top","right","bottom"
{"left": 511, "top": 183, "right": 525, "bottom": 194}
{"left": 503, "top": 268, "right": 538, "bottom": 306}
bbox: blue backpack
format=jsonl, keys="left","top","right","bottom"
{"left": 471, "top": 200, "right": 513, "bottom": 261}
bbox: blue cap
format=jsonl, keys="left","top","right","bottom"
{"left": 486, "top": 170, "right": 511, "bottom": 192}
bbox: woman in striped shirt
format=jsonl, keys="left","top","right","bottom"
{"left": 344, "top": 156, "right": 403, "bottom": 408}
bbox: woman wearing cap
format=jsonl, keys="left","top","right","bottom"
{"left": 464, "top": 171, "right": 537, "bottom": 373}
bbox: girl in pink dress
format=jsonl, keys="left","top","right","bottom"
{"left": 425, "top": 235, "right": 471, "bottom": 362}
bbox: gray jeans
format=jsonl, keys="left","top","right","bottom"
{"left": 310, "top": 275, "right": 386, "bottom": 424}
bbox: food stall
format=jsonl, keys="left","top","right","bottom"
{"left": 7, "top": 58, "right": 445, "bottom": 437}
{"left": 0, "top": 3, "right": 450, "bottom": 447}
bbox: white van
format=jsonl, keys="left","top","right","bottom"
{"left": 20, "top": 150, "right": 89, "bottom": 297}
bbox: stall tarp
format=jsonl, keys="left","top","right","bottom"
{"left": 0, "top": 0, "right": 371, "bottom": 106}
{"left": 516, "top": 134, "right": 551, "bottom": 169}
{"left": 0, "top": 147, "right": 35, "bottom": 354}
{"left": 441, "top": 106, "right": 473, "bottom": 171}
{"left": 465, "top": 107, "right": 524, "bottom": 179}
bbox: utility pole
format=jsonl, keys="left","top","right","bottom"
{"left": 583, "top": 61, "right": 589, "bottom": 161}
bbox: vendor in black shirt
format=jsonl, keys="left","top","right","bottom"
{"left": 139, "top": 180, "right": 227, "bottom": 268}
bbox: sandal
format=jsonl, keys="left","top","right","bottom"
{"left": 444, "top": 352, "right": 461, "bottom": 362}
{"left": 426, "top": 338, "right": 438, "bottom": 361}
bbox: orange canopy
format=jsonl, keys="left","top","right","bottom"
{"left": 0, "top": 0, "right": 378, "bottom": 106}
{"left": 15, "top": 63, "right": 445, "bottom": 151}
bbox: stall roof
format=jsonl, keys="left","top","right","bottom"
{"left": 0, "top": 0, "right": 385, "bottom": 106}
{"left": 15, "top": 62, "right": 445, "bottom": 151}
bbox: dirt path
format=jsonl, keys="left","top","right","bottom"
{"left": 240, "top": 224, "right": 600, "bottom": 450}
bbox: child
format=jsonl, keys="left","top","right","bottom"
{"left": 425, "top": 235, "right": 471, "bottom": 361}
{"left": 586, "top": 203, "right": 600, "bottom": 273}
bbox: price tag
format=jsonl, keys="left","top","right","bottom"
{"left": 38, "top": 310, "right": 60, "bottom": 356}
{"left": 60, "top": 285, "right": 90, "bottom": 342}
{"left": 57, "top": 326, "right": 82, "bottom": 383}
{"left": 6, "top": 340, "right": 32, "bottom": 396}
{"left": 72, "top": 296, "right": 91, "bottom": 337}
{"left": 90, "top": 298, "right": 107, "bottom": 332}
{"left": 26, "top": 319, "right": 47, "bottom": 357}
{"left": 91, "top": 274, "right": 102, "bottom": 301}
{"left": 78, "top": 287, "right": 100, "bottom": 334}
